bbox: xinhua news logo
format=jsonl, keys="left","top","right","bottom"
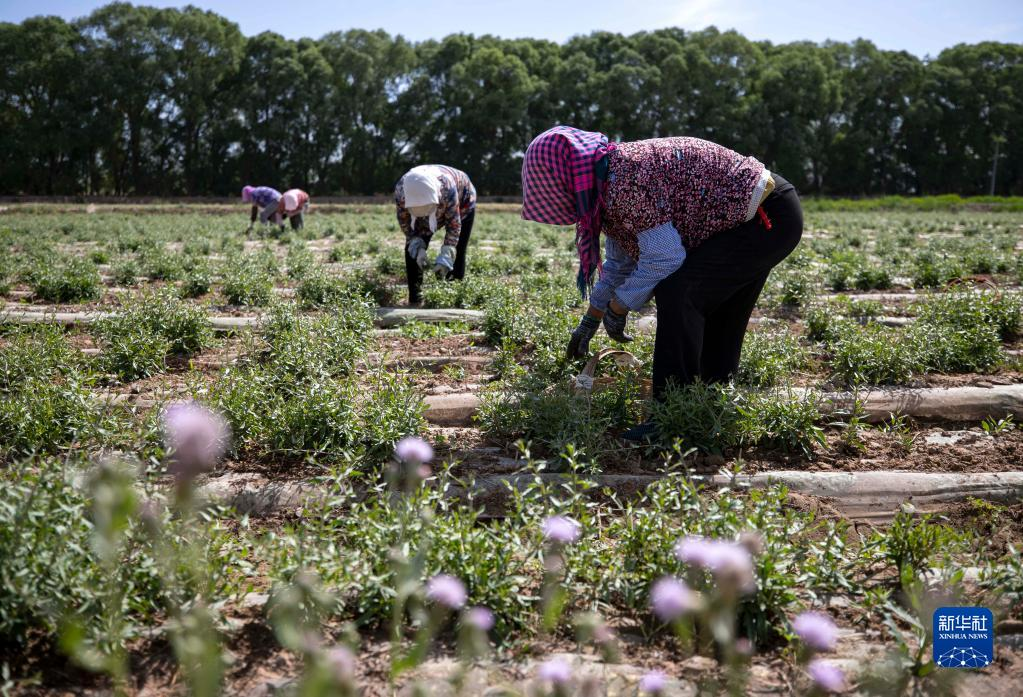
{"left": 933, "top": 607, "right": 994, "bottom": 669}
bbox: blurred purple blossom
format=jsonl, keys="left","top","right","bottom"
{"left": 793, "top": 612, "right": 838, "bottom": 652}
{"left": 161, "top": 402, "right": 229, "bottom": 480}
{"left": 650, "top": 576, "right": 698, "bottom": 622}
{"left": 674, "top": 536, "right": 756, "bottom": 593}
{"left": 395, "top": 436, "right": 433, "bottom": 463}
{"left": 426, "top": 574, "right": 467, "bottom": 610}
{"left": 639, "top": 670, "right": 667, "bottom": 694}
{"left": 807, "top": 659, "right": 845, "bottom": 692}
{"left": 537, "top": 658, "right": 572, "bottom": 685}
{"left": 542, "top": 515, "right": 581, "bottom": 544}
{"left": 327, "top": 645, "right": 356, "bottom": 683}
{"left": 465, "top": 606, "right": 495, "bottom": 632}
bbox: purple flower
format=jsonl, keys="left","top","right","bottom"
{"left": 465, "top": 606, "right": 495, "bottom": 632}
{"left": 326, "top": 645, "right": 356, "bottom": 683}
{"left": 650, "top": 576, "right": 698, "bottom": 622}
{"left": 395, "top": 436, "right": 433, "bottom": 464}
{"left": 807, "top": 660, "right": 845, "bottom": 692}
{"left": 162, "top": 402, "right": 229, "bottom": 480}
{"left": 639, "top": 671, "right": 667, "bottom": 694}
{"left": 542, "top": 516, "right": 581, "bottom": 544}
{"left": 425, "top": 574, "right": 467, "bottom": 610}
{"left": 793, "top": 612, "right": 838, "bottom": 652}
{"left": 593, "top": 623, "right": 615, "bottom": 644}
{"left": 674, "top": 536, "right": 714, "bottom": 566}
{"left": 674, "top": 536, "right": 756, "bottom": 593}
{"left": 537, "top": 658, "right": 572, "bottom": 685}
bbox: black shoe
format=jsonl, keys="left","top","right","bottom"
{"left": 621, "top": 421, "right": 659, "bottom": 443}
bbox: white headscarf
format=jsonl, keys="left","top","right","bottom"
{"left": 403, "top": 166, "right": 441, "bottom": 232}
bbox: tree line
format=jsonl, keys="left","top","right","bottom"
{"left": 1, "top": 2, "right": 1021, "bottom": 197}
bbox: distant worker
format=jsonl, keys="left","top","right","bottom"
{"left": 242, "top": 185, "right": 284, "bottom": 232}
{"left": 395, "top": 165, "right": 476, "bottom": 306}
{"left": 279, "top": 188, "right": 310, "bottom": 230}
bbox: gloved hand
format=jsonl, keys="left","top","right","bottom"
{"left": 433, "top": 244, "right": 457, "bottom": 279}
{"left": 407, "top": 237, "right": 429, "bottom": 270}
{"left": 567, "top": 313, "right": 601, "bottom": 359}
{"left": 603, "top": 303, "right": 633, "bottom": 343}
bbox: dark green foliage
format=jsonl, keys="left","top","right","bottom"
{"left": 4, "top": 7, "right": 1022, "bottom": 197}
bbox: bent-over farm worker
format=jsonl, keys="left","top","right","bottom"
{"left": 242, "top": 185, "right": 284, "bottom": 232}
{"left": 395, "top": 165, "right": 477, "bottom": 306}
{"left": 520, "top": 125, "right": 802, "bottom": 441}
{"left": 278, "top": 188, "right": 310, "bottom": 230}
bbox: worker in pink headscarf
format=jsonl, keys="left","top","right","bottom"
{"left": 277, "top": 189, "right": 310, "bottom": 230}
{"left": 241, "top": 185, "right": 283, "bottom": 232}
{"left": 521, "top": 125, "right": 802, "bottom": 442}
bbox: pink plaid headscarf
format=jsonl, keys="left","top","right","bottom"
{"left": 521, "top": 125, "right": 616, "bottom": 296}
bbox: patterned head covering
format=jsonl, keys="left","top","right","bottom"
{"left": 521, "top": 125, "right": 616, "bottom": 296}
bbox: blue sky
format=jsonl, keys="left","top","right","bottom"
{"left": 1, "top": 0, "right": 1021, "bottom": 56}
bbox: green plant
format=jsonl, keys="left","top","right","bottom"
{"left": 0, "top": 376, "right": 112, "bottom": 458}
{"left": 830, "top": 324, "right": 923, "bottom": 385}
{"left": 879, "top": 413, "right": 915, "bottom": 454}
{"left": 737, "top": 330, "right": 807, "bottom": 388}
{"left": 981, "top": 414, "right": 1015, "bottom": 434}
{"left": 222, "top": 255, "right": 275, "bottom": 306}
{"left": 736, "top": 389, "right": 825, "bottom": 457}
{"left": 286, "top": 242, "right": 316, "bottom": 280}
{"left": 30, "top": 258, "right": 102, "bottom": 303}
{"left": 138, "top": 244, "right": 184, "bottom": 281}
{"left": 864, "top": 511, "right": 968, "bottom": 582}
{"left": 910, "top": 321, "right": 1001, "bottom": 373}
{"left": 652, "top": 381, "right": 739, "bottom": 454}
{"left": 0, "top": 325, "right": 82, "bottom": 390}
{"left": 477, "top": 377, "right": 612, "bottom": 458}
{"left": 111, "top": 259, "right": 140, "bottom": 286}
{"left": 181, "top": 261, "right": 214, "bottom": 298}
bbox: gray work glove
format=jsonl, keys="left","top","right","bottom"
{"left": 567, "top": 313, "right": 601, "bottom": 360}
{"left": 407, "top": 237, "right": 429, "bottom": 270}
{"left": 433, "top": 244, "right": 457, "bottom": 279}
{"left": 602, "top": 304, "right": 633, "bottom": 343}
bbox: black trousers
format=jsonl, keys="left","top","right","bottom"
{"left": 405, "top": 208, "right": 475, "bottom": 304}
{"left": 651, "top": 176, "right": 803, "bottom": 398}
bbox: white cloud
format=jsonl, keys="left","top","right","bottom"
{"left": 664, "top": 0, "right": 759, "bottom": 30}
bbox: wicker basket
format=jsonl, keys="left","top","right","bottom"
{"left": 571, "top": 348, "right": 651, "bottom": 398}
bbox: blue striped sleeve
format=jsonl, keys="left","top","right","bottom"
{"left": 611, "top": 222, "right": 686, "bottom": 311}
{"left": 589, "top": 236, "right": 636, "bottom": 311}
